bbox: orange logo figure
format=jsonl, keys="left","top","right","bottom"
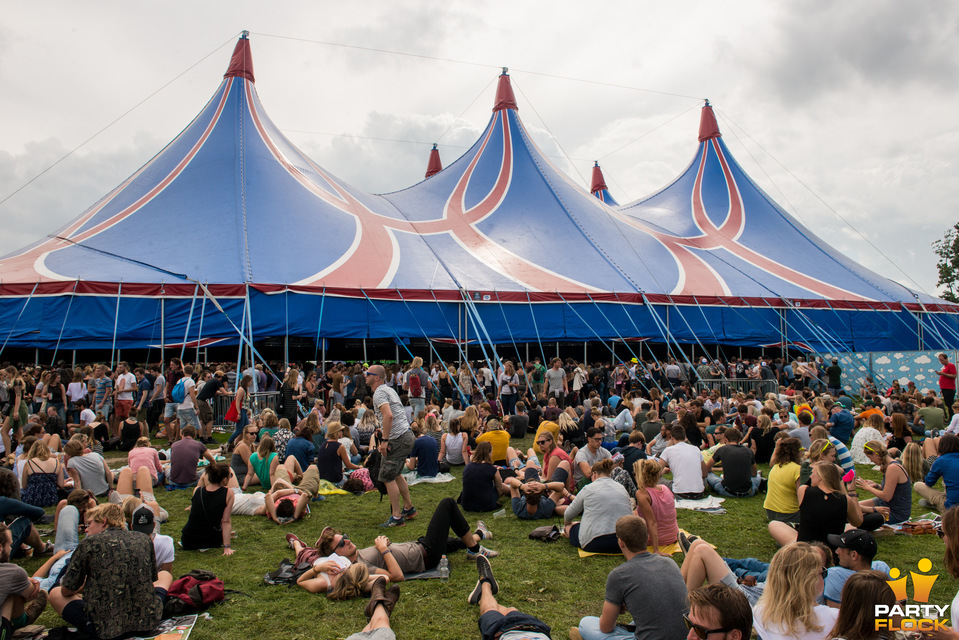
{"left": 887, "top": 558, "right": 938, "bottom": 602}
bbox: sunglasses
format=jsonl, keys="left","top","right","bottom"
{"left": 683, "top": 614, "right": 733, "bottom": 639}
{"left": 938, "top": 528, "right": 946, "bottom": 539}
{"left": 336, "top": 534, "right": 350, "bottom": 549}
{"left": 820, "top": 566, "right": 829, "bottom": 579}
{"left": 536, "top": 440, "right": 548, "bottom": 445}
{"left": 246, "top": 430, "right": 257, "bottom": 435}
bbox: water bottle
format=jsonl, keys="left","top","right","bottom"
{"left": 438, "top": 555, "right": 449, "bottom": 580}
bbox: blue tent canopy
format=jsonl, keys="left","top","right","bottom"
{"left": 0, "top": 34, "right": 956, "bottom": 355}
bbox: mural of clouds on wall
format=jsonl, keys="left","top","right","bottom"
{"left": 816, "top": 350, "right": 958, "bottom": 396}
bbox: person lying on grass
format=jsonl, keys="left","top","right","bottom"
{"left": 313, "top": 497, "right": 497, "bottom": 588}
{"left": 284, "top": 532, "right": 400, "bottom": 598}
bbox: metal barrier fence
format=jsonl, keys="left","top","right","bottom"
{"left": 210, "top": 392, "right": 280, "bottom": 427}
{"left": 695, "top": 378, "right": 778, "bottom": 398}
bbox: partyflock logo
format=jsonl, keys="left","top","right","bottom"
{"left": 875, "top": 558, "right": 949, "bottom": 632}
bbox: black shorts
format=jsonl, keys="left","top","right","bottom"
{"left": 478, "top": 611, "right": 551, "bottom": 640}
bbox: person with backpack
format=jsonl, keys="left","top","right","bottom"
{"left": 404, "top": 357, "right": 429, "bottom": 418}
{"left": 48, "top": 503, "right": 174, "bottom": 639}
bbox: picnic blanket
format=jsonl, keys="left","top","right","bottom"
{"left": 45, "top": 614, "right": 199, "bottom": 640}
{"left": 674, "top": 496, "right": 726, "bottom": 513}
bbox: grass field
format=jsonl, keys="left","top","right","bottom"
{"left": 17, "top": 431, "right": 958, "bottom": 639}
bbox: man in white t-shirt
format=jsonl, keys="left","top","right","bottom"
{"left": 113, "top": 361, "right": 137, "bottom": 431}
{"left": 659, "top": 424, "right": 706, "bottom": 499}
{"left": 175, "top": 364, "right": 201, "bottom": 433}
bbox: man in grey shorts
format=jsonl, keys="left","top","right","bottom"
{"left": 366, "top": 365, "right": 417, "bottom": 527}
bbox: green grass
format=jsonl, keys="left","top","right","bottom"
{"left": 17, "top": 433, "right": 959, "bottom": 639}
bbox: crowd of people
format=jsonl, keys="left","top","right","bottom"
{"left": 0, "top": 350, "right": 958, "bottom": 639}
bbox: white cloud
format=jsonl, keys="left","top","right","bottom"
{"left": 875, "top": 356, "right": 892, "bottom": 365}
{"left": 915, "top": 355, "right": 933, "bottom": 364}
{"left": 899, "top": 366, "right": 910, "bottom": 372}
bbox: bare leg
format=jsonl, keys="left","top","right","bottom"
{"left": 680, "top": 540, "right": 732, "bottom": 591}
{"left": 478, "top": 581, "right": 515, "bottom": 617}
{"left": 46, "top": 433, "right": 62, "bottom": 453}
{"left": 135, "top": 466, "right": 154, "bottom": 494}
{"left": 395, "top": 473, "right": 413, "bottom": 511}
{"left": 506, "top": 446, "right": 521, "bottom": 469}
{"left": 155, "top": 571, "right": 174, "bottom": 590}
{"left": 116, "top": 467, "right": 135, "bottom": 495}
{"left": 923, "top": 437, "right": 940, "bottom": 458}
{"left": 364, "top": 602, "right": 392, "bottom": 631}
{"left": 768, "top": 520, "right": 799, "bottom": 547}
{"left": 385, "top": 480, "right": 401, "bottom": 518}
{"left": 283, "top": 456, "right": 303, "bottom": 483}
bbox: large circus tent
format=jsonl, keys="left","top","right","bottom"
{"left": 0, "top": 33, "right": 956, "bottom": 363}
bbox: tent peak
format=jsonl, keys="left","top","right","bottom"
{"left": 698, "top": 99, "right": 721, "bottom": 142}
{"left": 224, "top": 31, "right": 255, "bottom": 83}
{"left": 425, "top": 143, "right": 442, "bottom": 178}
{"left": 590, "top": 161, "right": 609, "bottom": 195}
{"left": 493, "top": 68, "right": 518, "bottom": 112}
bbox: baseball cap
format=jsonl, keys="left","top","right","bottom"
{"left": 131, "top": 505, "right": 155, "bottom": 535}
{"left": 827, "top": 529, "right": 877, "bottom": 559}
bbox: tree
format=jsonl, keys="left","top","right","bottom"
{"left": 933, "top": 222, "right": 959, "bottom": 303}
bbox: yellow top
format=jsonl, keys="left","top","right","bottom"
{"left": 476, "top": 429, "right": 511, "bottom": 463}
{"left": 763, "top": 461, "right": 800, "bottom": 514}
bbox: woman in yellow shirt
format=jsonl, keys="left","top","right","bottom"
{"left": 476, "top": 420, "right": 512, "bottom": 466}
{"left": 763, "top": 436, "right": 802, "bottom": 523}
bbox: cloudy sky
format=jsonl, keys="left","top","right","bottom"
{"left": 1, "top": 1, "right": 956, "bottom": 298}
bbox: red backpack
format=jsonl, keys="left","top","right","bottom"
{"left": 408, "top": 370, "right": 422, "bottom": 398}
{"left": 163, "top": 570, "right": 225, "bottom": 616}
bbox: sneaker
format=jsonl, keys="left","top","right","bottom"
{"left": 24, "top": 589, "right": 47, "bottom": 625}
{"left": 466, "top": 545, "right": 499, "bottom": 560}
{"left": 679, "top": 532, "right": 699, "bottom": 555}
{"left": 401, "top": 506, "right": 418, "bottom": 520}
{"left": 285, "top": 533, "right": 303, "bottom": 550}
{"left": 919, "top": 498, "right": 931, "bottom": 508}
{"left": 380, "top": 515, "right": 405, "bottom": 528}
{"left": 467, "top": 555, "right": 499, "bottom": 604}
{"left": 475, "top": 520, "right": 492, "bottom": 541}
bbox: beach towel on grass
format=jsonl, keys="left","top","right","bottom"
{"left": 674, "top": 496, "right": 726, "bottom": 513}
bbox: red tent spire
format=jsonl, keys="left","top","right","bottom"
{"left": 224, "top": 31, "right": 255, "bottom": 83}
{"left": 493, "top": 68, "right": 518, "bottom": 112}
{"left": 590, "top": 161, "right": 609, "bottom": 194}
{"left": 698, "top": 100, "right": 721, "bottom": 142}
{"left": 425, "top": 143, "right": 442, "bottom": 178}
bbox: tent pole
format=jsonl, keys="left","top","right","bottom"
{"left": 180, "top": 284, "right": 199, "bottom": 364}
{"left": 363, "top": 338, "right": 367, "bottom": 363}
{"left": 236, "top": 293, "right": 247, "bottom": 393}
{"left": 245, "top": 284, "right": 256, "bottom": 392}
{"left": 196, "top": 286, "right": 208, "bottom": 366}
{"left": 160, "top": 297, "right": 165, "bottom": 372}
{"left": 72, "top": 350, "right": 76, "bottom": 369}
{"left": 555, "top": 341, "right": 559, "bottom": 360}
{"left": 610, "top": 341, "right": 614, "bottom": 367}
{"left": 34, "top": 349, "right": 39, "bottom": 368}
{"left": 583, "top": 341, "right": 587, "bottom": 364}
{"left": 525, "top": 342, "right": 529, "bottom": 365}
{"left": 284, "top": 284, "right": 289, "bottom": 370}
{"left": 640, "top": 340, "right": 644, "bottom": 361}
{"left": 110, "top": 281, "right": 122, "bottom": 370}
{"left": 322, "top": 339, "right": 327, "bottom": 372}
